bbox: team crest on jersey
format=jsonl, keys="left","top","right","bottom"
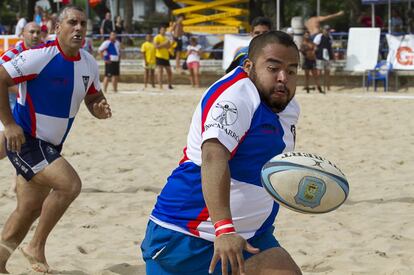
{"left": 82, "top": 76, "right": 90, "bottom": 92}
{"left": 211, "top": 101, "right": 238, "bottom": 126}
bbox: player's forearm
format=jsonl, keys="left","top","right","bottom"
{"left": 201, "top": 139, "right": 232, "bottom": 223}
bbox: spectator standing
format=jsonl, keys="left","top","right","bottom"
{"left": 141, "top": 33, "right": 156, "bottom": 89}
{"left": 114, "top": 15, "right": 124, "bottom": 42}
{"left": 390, "top": 9, "right": 403, "bottom": 33}
{"left": 99, "top": 31, "right": 121, "bottom": 93}
{"left": 154, "top": 24, "right": 173, "bottom": 90}
{"left": 100, "top": 12, "right": 113, "bottom": 39}
{"left": 15, "top": 13, "right": 27, "bottom": 37}
{"left": 314, "top": 25, "right": 333, "bottom": 93}
{"left": 171, "top": 14, "right": 185, "bottom": 73}
{"left": 300, "top": 30, "right": 322, "bottom": 93}
{"left": 34, "top": 6, "right": 43, "bottom": 26}
{"left": 186, "top": 36, "right": 202, "bottom": 87}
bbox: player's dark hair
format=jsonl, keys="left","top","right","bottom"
{"left": 57, "top": 5, "right": 84, "bottom": 23}
{"left": 251, "top": 17, "right": 272, "bottom": 30}
{"left": 160, "top": 22, "right": 169, "bottom": 29}
{"left": 248, "top": 30, "right": 299, "bottom": 62}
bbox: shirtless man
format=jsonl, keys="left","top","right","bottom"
{"left": 305, "top": 10, "right": 344, "bottom": 37}
{"left": 171, "top": 14, "right": 185, "bottom": 73}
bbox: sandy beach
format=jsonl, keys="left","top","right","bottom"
{"left": 1, "top": 83, "right": 413, "bottom": 274}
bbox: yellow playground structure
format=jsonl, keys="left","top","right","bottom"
{"left": 172, "top": 0, "right": 250, "bottom": 34}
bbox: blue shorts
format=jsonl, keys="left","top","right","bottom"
{"left": 141, "top": 220, "right": 280, "bottom": 275}
{"left": 6, "top": 133, "right": 62, "bottom": 181}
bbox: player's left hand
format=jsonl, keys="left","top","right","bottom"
{"left": 93, "top": 98, "right": 112, "bottom": 119}
{"left": 209, "top": 233, "right": 259, "bottom": 275}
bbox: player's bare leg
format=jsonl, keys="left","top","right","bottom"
{"left": 0, "top": 176, "right": 50, "bottom": 273}
{"left": 143, "top": 69, "right": 149, "bottom": 89}
{"left": 150, "top": 69, "right": 155, "bottom": 88}
{"left": 103, "top": 76, "right": 109, "bottom": 93}
{"left": 112, "top": 76, "right": 118, "bottom": 92}
{"left": 194, "top": 66, "right": 200, "bottom": 88}
{"left": 189, "top": 68, "right": 195, "bottom": 87}
{"left": 20, "top": 157, "right": 81, "bottom": 272}
{"left": 157, "top": 66, "right": 164, "bottom": 89}
{"left": 246, "top": 247, "right": 302, "bottom": 275}
{"left": 166, "top": 66, "right": 173, "bottom": 89}
{"left": 304, "top": 70, "right": 310, "bottom": 93}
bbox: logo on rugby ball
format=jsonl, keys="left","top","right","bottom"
{"left": 211, "top": 101, "right": 238, "bottom": 126}
{"left": 294, "top": 176, "right": 326, "bottom": 208}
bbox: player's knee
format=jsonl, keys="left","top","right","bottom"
{"left": 67, "top": 179, "right": 82, "bottom": 199}
{"left": 17, "top": 199, "right": 43, "bottom": 217}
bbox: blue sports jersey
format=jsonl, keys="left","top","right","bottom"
{"left": 1, "top": 39, "right": 101, "bottom": 146}
{"left": 150, "top": 67, "right": 300, "bottom": 241}
{"left": 98, "top": 39, "right": 120, "bottom": 62}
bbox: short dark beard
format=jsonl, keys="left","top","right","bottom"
{"left": 250, "top": 65, "right": 291, "bottom": 113}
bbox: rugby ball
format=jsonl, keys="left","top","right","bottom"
{"left": 261, "top": 152, "right": 349, "bottom": 214}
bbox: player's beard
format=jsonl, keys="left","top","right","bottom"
{"left": 250, "top": 65, "right": 294, "bottom": 113}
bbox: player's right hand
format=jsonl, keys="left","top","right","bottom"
{"left": 4, "top": 123, "right": 25, "bottom": 153}
{"left": 209, "top": 233, "right": 259, "bottom": 275}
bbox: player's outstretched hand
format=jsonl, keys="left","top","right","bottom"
{"left": 4, "top": 123, "right": 25, "bottom": 152}
{"left": 209, "top": 233, "right": 259, "bottom": 275}
{"left": 93, "top": 98, "right": 112, "bottom": 119}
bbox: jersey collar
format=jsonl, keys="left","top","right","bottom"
{"left": 56, "top": 38, "right": 81, "bottom": 61}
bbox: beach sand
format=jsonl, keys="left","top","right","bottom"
{"left": 1, "top": 84, "right": 413, "bottom": 274}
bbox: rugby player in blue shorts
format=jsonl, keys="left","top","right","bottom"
{"left": 141, "top": 31, "right": 302, "bottom": 274}
{"left": 0, "top": 6, "right": 111, "bottom": 273}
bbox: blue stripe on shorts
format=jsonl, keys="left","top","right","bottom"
{"left": 141, "top": 220, "right": 280, "bottom": 275}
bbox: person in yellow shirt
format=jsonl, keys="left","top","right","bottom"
{"left": 154, "top": 24, "right": 173, "bottom": 89}
{"left": 141, "top": 33, "right": 156, "bottom": 89}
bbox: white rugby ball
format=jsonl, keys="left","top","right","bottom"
{"left": 261, "top": 152, "right": 349, "bottom": 214}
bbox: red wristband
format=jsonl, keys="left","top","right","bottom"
{"left": 215, "top": 226, "right": 236, "bottom": 237}
{"left": 214, "top": 219, "right": 233, "bottom": 230}
{"left": 214, "top": 219, "right": 236, "bottom": 237}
